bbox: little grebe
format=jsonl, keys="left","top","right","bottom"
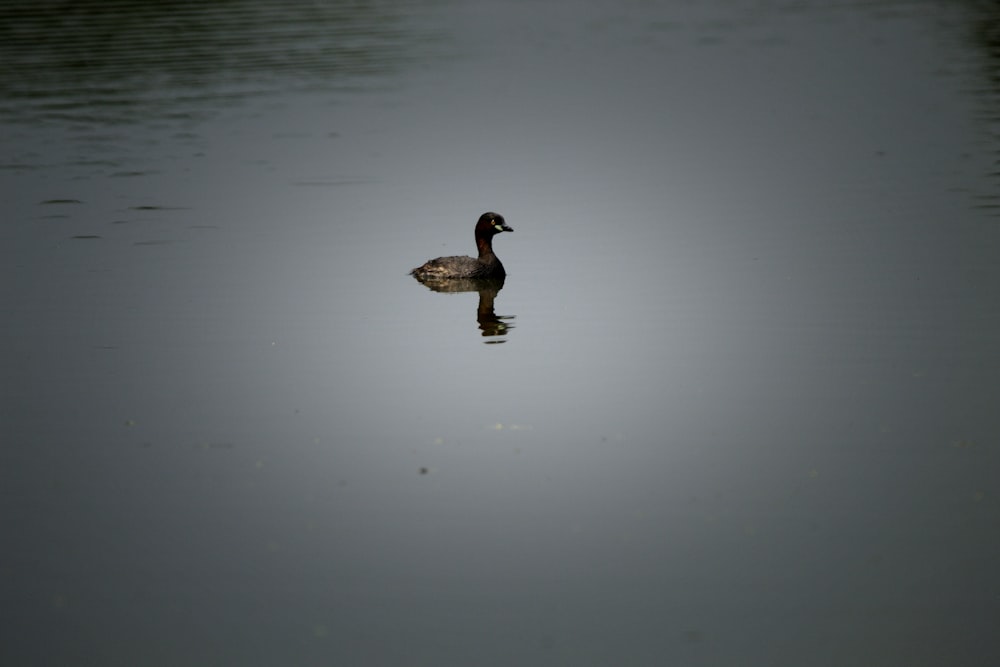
{"left": 411, "top": 212, "right": 513, "bottom": 280}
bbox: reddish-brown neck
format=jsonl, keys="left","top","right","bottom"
{"left": 475, "top": 230, "right": 497, "bottom": 260}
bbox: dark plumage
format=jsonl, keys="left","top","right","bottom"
{"left": 410, "top": 212, "right": 513, "bottom": 280}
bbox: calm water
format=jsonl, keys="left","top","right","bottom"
{"left": 3, "top": 1, "right": 1000, "bottom": 665}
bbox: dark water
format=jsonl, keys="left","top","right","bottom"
{"left": 3, "top": 1, "right": 1000, "bottom": 665}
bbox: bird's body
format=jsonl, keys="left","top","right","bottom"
{"left": 411, "top": 212, "right": 513, "bottom": 280}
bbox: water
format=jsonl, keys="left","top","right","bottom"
{"left": 3, "top": 1, "right": 1000, "bottom": 665}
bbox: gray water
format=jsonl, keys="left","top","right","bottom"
{"left": 3, "top": 1, "right": 1000, "bottom": 665}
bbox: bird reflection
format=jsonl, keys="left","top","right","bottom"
{"left": 411, "top": 274, "right": 515, "bottom": 341}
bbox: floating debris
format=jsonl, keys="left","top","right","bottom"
{"left": 487, "top": 422, "right": 534, "bottom": 431}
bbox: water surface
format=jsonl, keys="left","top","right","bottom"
{"left": 3, "top": 1, "right": 1000, "bottom": 665}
